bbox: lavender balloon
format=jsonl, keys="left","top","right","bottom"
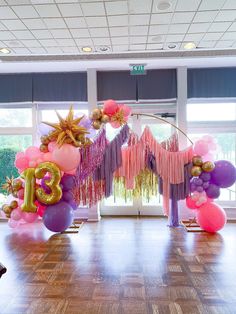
{"left": 69, "top": 200, "right": 78, "bottom": 210}
{"left": 38, "top": 123, "right": 53, "bottom": 136}
{"left": 60, "top": 174, "right": 76, "bottom": 191}
{"left": 206, "top": 183, "right": 221, "bottom": 199}
{"left": 43, "top": 201, "right": 74, "bottom": 233}
{"left": 195, "top": 178, "right": 203, "bottom": 186}
{"left": 41, "top": 176, "right": 51, "bottom": 194}
{"left": 211, "top": 160, "right": 236, "bottom": 188}
{"left": 196, "top": 186, "right": 204, "bottom": 192}
{"left": 80, "top": 116, "right": 92, "bottom": 129}
{"left": 62, "top": 190, "right": 74, "bottom": 202}
{"left": 202, "top": 182, "right": 210, "bottom": 190}
{"left": 200, "top": 172, "right": 211, "bottom": 182}
{"left": 190, "top": 183, "right": 197, "bottom": 192}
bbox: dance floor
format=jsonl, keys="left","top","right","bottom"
{"left": 0, "top": 218, "right": 236, "bottom": 314}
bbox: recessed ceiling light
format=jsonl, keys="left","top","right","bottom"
{"left": 81, "top": 46, "right": 92, "bottom": 53}
{"left": 0, "top": 48, "right": 11, "bottom": 54}
{"left": 152, "top": 35, "right": 163, "bottom": 42}
{"left": 167, "top": 43, "right": 177, "bottom": 49}
{"left": 157, "top": 1, "right": 171, "bottom": 11}
{"left": 96, "top": 45, "right": 110, "bottom": 52}
{"left": 184, "top": 42, "right": 196, "bottom": 50}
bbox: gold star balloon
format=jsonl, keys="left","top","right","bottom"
{"left": 2, "top": 176, "right": 14, "bottom": 194}
{"left": 43, "top": 106, "right": 90, "bottom": 148}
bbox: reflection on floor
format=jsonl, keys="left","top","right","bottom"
{"left": 0, "top": 218, "right": 236, "bottom": 314}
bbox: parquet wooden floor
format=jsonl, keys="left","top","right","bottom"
{"left": 0, "top": 218, "right": 236, "bottom": 314}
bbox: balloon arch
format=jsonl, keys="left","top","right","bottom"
{"left": 1, "top": 100, "right": 236, "bottom": 233}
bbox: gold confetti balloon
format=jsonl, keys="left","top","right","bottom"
{"left": 191, "top": 166, "right": 202, "bottom": 177}
{"left": 91, "top": 108, "right": 102, "bottom": 120}
{"left": 92, "top": 120, "right": 102, "bottom": 130}
{"left": 12, "top": 179, "right": 22, "bottom": 191}
{"left": 192, "top": 155, "right": 203, "bottom": 167}
{"left": 202, "top": 161, "right": 215, "bottom": 172}
{"left": 40, "top": 144, "right": 49, "bottom": 153}
{"left": 40, "top": 135, "right": 50, "bottom": 145}
{"left": 10, "top": 200, "right": 18, "bottom": 209}
{"left": 100, "top": 114, "right": 110, "bottom": 124}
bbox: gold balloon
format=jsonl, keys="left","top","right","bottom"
{"left": 91, "top": 108, "right": 102, "bottom": 120}
{"left": 192, "top": 155, "right": 203, "bottom": 167}
{"left": 35, "top": 162, "right": 62, "bottom": 205}
{"left": 12, "top": 179, "right": 22, "bottom": 191}
{"left": 12, "top": 191, "right": 18, "bottom": 198}
{"left": 21, "top": 168, "right": 37, "bottom": 213}
{"left": 41, "top": 135, "right": 50, "bottom": 145}
{"left": 92, "top": 120, "right": 101, "bottom": 130}
{"left": 48, "top": 131, "right": 57, "bottom": 141}
{"left": 2, "top": 204, "right": 12, "bottom": 214}
{"left": 191, "top": 166, "right": 202, "bottom": 177}
{"left": 100, "top": 114, "right": 110, "bottom": 124}
{"left": 10, "top": 200, "right": 18, "bottom": 209}
{"left": 202, "top": 161, "right": 215, "bottom": 172}
{"left": 76, "top": 134, "right": 85, "bottom": 142}
{"left": 40, "top": 144, "right": 49, "bottom": 153}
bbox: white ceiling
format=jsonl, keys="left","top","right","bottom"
{"left": 0, "top": 0, "right": 236, "bottom": 58}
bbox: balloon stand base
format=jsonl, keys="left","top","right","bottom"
{"left": 181, "top": 219, "right": 205, "bottom": 232}
{"left": 61, "top": 220, "right": 84, "bottom": 234}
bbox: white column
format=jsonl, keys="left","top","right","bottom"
{"left": 176, "top": 67, "right": 188, "bottom": 150}
{"left": 86, "top": 68, "right": 101, "bottom": 221}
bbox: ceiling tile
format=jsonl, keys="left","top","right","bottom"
{"left": 39, "top": 39, "right": 58, "bottom": 46}
{"left": 223, "top": 0, "right": 236, "bottom": 10}
{"left": 105, "top": 1, "right": 128, "bottom": 15}
{"left": 46, "top": 47, "right": 63, "bottom": 54}
{"left": 13, "top": 47, "right": 31, "bottom": 54}
{"left": 2, "top": 19, "right": 27, "bottom": 30}
{"left": 31, "top": 29, "right": 53, "bottom": 39}
{"left": 165, "top": 34, "right": 185, "bottom": 42}
{"left": 146, "top": 43, "right": 163, "bottom": 50}
{"left": 64, "top": 17, "right": 86, "bottom": 28}
{"left": 70, "top": 28, "right": 90, "bottom": 38}
{"left": 6, "top": 0, "right": 31, "bottom": 3}
{"left": 215, "top": 10, "right": 236, "bottom": 21}
{"left": 31, "top": 0, "right": 54, "bottom": 3}
{"left": 197, "top": 40, "right": 216, "bottom": 48}
{"left": 221, "top": 31, "right": 236, "bottom": 40}
{"left": 129, "top": 25, "right": 148, "bottom": 36}
{"left": 153, "top": 0, "right": 177, "bottom": 13}
{"left": 61, "top": 46, "right": 79, "bottom": 53}
{"left": 112, "top": 45, "right": 128, "bottom": 51}
{"left": 129, "top": 44, "right": 146, "bottom": 50}
{"left": 90, "top": 27, "right": 109, "bottom": 37}
{"left": 0, "top": 6, "right": 17, "bottom": 19}
{"left": 109, "top": 26, "right": 129, "bottom": 36}
{"left": 149, "top": 25, "right": 169, "bottom": 35}
{"left": 51, "top": 29, "right": 71, "bottom": 39}
{"left": 129, "top": 0, "right": 152, "bottom": 14}
{"left": 199, "top": 0, "right": 225, "bottom": 10}
{"left": 75, "top": 38, "right": 93, "bottom": 46}
{"left": 188, "top": 23, "right": 210, "bottom": 33}
{"left": 35, "top": 4, "right": 61, "bottom": 17}
{"left": 215, "top": 40, "right": 234, "bottom": 47}
{"left": 93, "top": 37, "right": 110, "bottom": 45}
{"left": 176, "top": 0, "right": 201, "bottom": 11}
{"left": 0, "top": 0, "right": 6, "bottom": 3}
{"left": 194, "top": 11, "right": 218, "bottom": 23}
{"left": 21, "top": 39, "right": 41, "bottom": 47}
{"left": 107, "top": 15, "right": 128, "bottom": 27}
{"left": 208, "top": 22, "right": 231, "bottom": 32}
{"left": 87, "top": 16, "right": 107, "bottom": 27}
{"left": 0, "top": 31, "right": 15, "bottom": 40}
{"left": 111, "top": 36, "right": 129, "bottom": 45}
{"left": 129, "top": 36, "right": 147, "bottom": 44}
{"left": 58, "top": 3, "right": 82, "bottom": 17}
{"left": 203, "top": 32, "right": 223, "bottom": 41}
{"left": 54, "top": 0, "right": 78, "bottom": 2}
{"left": 43, "top": 18, "right": 66, "bottom": 29}
{"left": 81, "top": 2, "right": 105, "bottom": 16}
{"left": 184, "top": 33, "right": 204, "bottom": 41}
{"left": 228, "top": 22, "right": 236, "bottom": 31}
{"left": 168, "top": 24, "right": 189, "bottom": 34}
{"left": 148, "top": 35, "right": 164, "bottom": 43}
{"left": 29, "top": 47, "right": 46, "bottom": 53}
{"left": 172, "top": 12, "right": 195, "bottom": 24}
{"left": 12, "top": 5, "right": 38, "bottom": 18}
{"left": 0, "top": 22, "right": 7, "bottom": 31}
{"left": 13, "top": 30, "right": 34, "bottom": 39}
{"left": 150, "top": 13, "right": 172, "bottom": 25}
{"left": 23, "top": 19, "right": 46, "bottom": 30}
{"left": 3, "top": 40, "right": 24, "bottom": 47}
{"left": 56, "top": 38, "right": 75, "bottom": 46}
{"left": 129, "top": 14, "right": 150, "bottom": 25}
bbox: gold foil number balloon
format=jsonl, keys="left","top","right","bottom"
{"left": 202, "top": 161, "right": 215, "bottom": 172}
{"left": 192, "top": 155, "right": 203, "bottom": 167}
{"left": 191, "top": 166, "right": 202, "bottom": 177}
{"left": 21, "top": 168, "right": 37, "bottom": 213}
{"left": 35, "top": 162, "right": 62, "bottom": 205}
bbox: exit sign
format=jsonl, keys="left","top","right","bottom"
{"left": 130, "top": 64, "right": 147, "bottom": 75}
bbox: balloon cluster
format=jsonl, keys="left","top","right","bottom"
{"left": 15, "top": 146, "right": 44, "bottom": 173}
{"left": 90, "top": 99, "right": 131, "bottom": 130}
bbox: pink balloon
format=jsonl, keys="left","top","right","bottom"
{"left": 103, "top": 99, "right": 119, "bottom": 116}
{"left": 186, "top": 196, "right": 197, "bottom": 210}
{"left": 11, "top": 209, "right": 22, "bottom": 221}
{"left": 202, "top": 135, "right": 215, "bottom": 144}
{"left": 8, "top": 219, "right": 19, "bottom": 228}
{"left": 110, "top": 121, "right": 121, "bottom": 128}
{"left": 119, "top": 104, "right": 131, "bottom": 117}
{"left": 65, "top": 168, "right": 77, "bottom": 175}
{"left": 36, "top": 158, "right": 43, "bottom": 164}
{"left": 25, "top": 146, "right": 41, "bottom": 160}
{"left": 194, "top": 140, "right": 209, "bottom": 156}
{"left": 208, "top": 142, "right": 217, "bottom": 151}
{"left": 29, "top": 160, "right": 37, "bottom": 168}
{"left": 16, "top": 152, "right": 25, "bottom": 159}
{"left": 35, "top": 201, "right": 46, "bottom": 218}
{"left": 17, "top": 189, "right": 24, "bottom": 200}
{"left": 15, "top": 156, "right": 29, "bottom": 170}
{"left": 52, "top": 144, "right": 80, "bottom": 172}
{"left": 197, "top": 202, "right": 227, "bottom": 233}
{"left": 42, "top": 152, "right": 53, "bottom": 162}
{"left": 202, "top": 153, "right": 215, "bottom": 162}
{"left": 21, "top": 212, "right": 38, "bottom": 223}
{"left": 48, "top": 141, "right": 57, "bottom": 152}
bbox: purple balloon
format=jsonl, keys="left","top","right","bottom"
{"left": 41, "top": 176, "right": 51, "bottom": 194}
{"left": 206, "top": 184, "right": 220, "bottom": 199}
{"left": 69, "top": 200, "right": 78, "bottom": 210}
{"left": 190, "top": 183, "right": 197, "bottom": 192}
{"left": 196, "top": 186, "right": 204, "bottom": 192}
{"left": 87, "top": 127, "right": 96, "bottom": 139}
{"left": 195, "top": 178, "right": 203, "bottom": 186}
{"left": 80, "top": 116, "right": 92, "bottom": 129}
{"left": 211, "top": 160, "right": 236, "bottom": 188}
{"left": 43, "top": 201, "right": 74, "bottom": 233}
{"left": 199, "top": 172, "right": 211, "bottom": 182}
{"left": 60, "top": 174, "right": 76, "bottom": 191}
{"left": 202, "top": 182, "right": 210, "bottom": 190}
{"left": 62, "top": 190, "right": 74, "bottom": 202}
